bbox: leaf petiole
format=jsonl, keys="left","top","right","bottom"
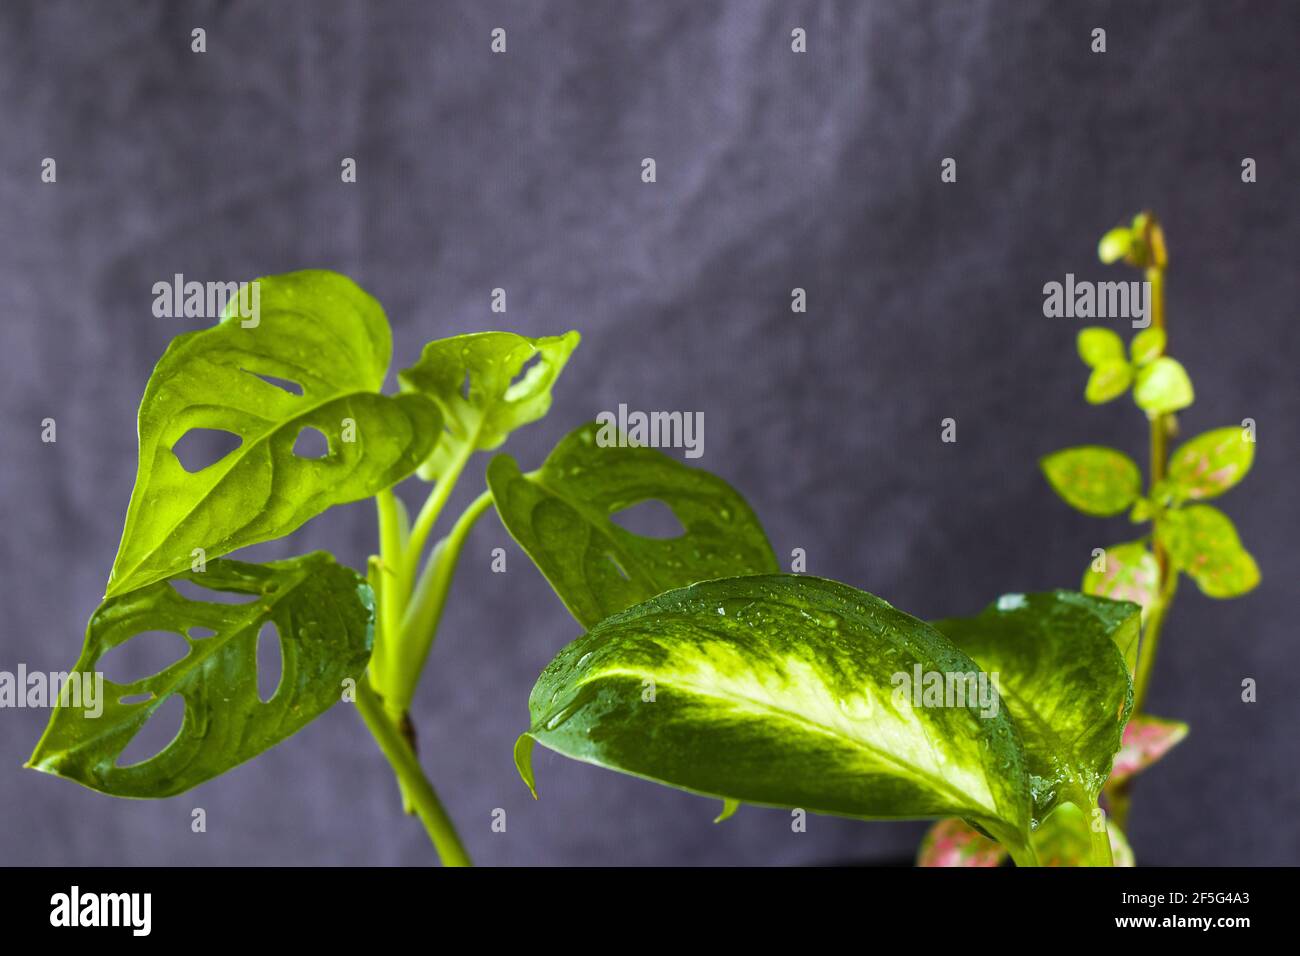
{"left": 354, "top": 678, "right": 471, "bottom": 866}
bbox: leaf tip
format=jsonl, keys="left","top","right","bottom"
{"left": 514, "top": 734, "right": 538, "bottom": 799}
{"left": 713, "top": 798, "right": 740, "bottom": 824}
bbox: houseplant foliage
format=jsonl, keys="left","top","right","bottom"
{"left": 515, "top": 212, "right": 1254, "bottom": 868}
{"left": 516, "top": 575, "right": 1141, "bottom": 867}
{"left": 915, "top": 211, "right": 1258, "bottom": 865}
{"left": 27, "top": 269, "right": 776, "bottom": 866}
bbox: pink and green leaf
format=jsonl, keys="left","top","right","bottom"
{"left": 1082, "top": 541, "right": 1159, "bottom": 619}
{"left": 916, "top": 818, "right": 1007, "bottom": 867}
{"left": 1167, "top": 427, "right": 1255, "bottom": 501}
{"left": 1107, "top": 714, "right": 1189, "bottom": 786}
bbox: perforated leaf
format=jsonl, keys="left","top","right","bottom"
{"left": 488, "top": 422, "right": 777, "bottom": 628}
{"left": 29, "top": 553, "right": 373, "bottom": 797}
{"left": 107, "top": 271, "right": 440, "bottom": 597}
{"left": 398, "top": 330, "right": 579, "bottom": 480}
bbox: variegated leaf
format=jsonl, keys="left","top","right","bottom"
{"left": 517, "top": 575, "right": 1035, "bottom": 855}
{"left": 933, "top": 591, "right": 1139, "bottom": 823}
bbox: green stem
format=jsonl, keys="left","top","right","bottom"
{"left": 355, "top": 679, "right": 472, "bottom": 867}
{"left": 391, "top": 488, "right": 495, "bottom": 711}
{"left": 373, "top": 489, "right": 406, "bottom": 703}
{"left": 1111, "top": 219, "right": 1175, "bottom": 833}
{"left": 1087, "top": 809, "right": 1115, "bottom": 867}
{"left": 405, "top": 445, "right": 475, "bottom": 592}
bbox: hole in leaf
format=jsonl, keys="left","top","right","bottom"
{"left": 116, "top": 693, "right": 185, "bottom": 767}
{"left": 170, "top": 578, "right": 259, "bottom": 604}
{"left": 187, "top": 626, "right": 216, "bottom": 640}
{"left": 609, "top": 500, "right": 685, "bottom": 539}
{"left": 504, "top": 353, "right": 544, "bottom": 400}
{"left": 242, "top": 369, "right": 304, "bottom": 396}
{"left": 97, "top": 630, "right": 190, "bottom": 685}
{"left": 460, "top": 370, "right": 473, "bottom": 400}
{"left": 172, "top": 428, "right": 242, "bottom": 473}
{"left": 119, "top": 692, "right": 153, "bottom": 706}
{"left": 605, "top": 553, "right": 631, "bottom": 580}
{"left": 292, "top": 426, "right": 330, "bottom": 459}
{"left": 257, "top": 621, "right": 282, "bottom": 703}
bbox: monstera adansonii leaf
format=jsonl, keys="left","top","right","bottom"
{"left": 932, "top": 591, "right": 1138, "bottom": 825}
{"left": 106, "top": 270, "right": 441, "bottom": 598}
{"left": 28, "top": 553, "right": 373, "bottom": 797}
{"left": 488, "top": 422, "right": 778, "bottom": 629}
{"left": 398, "top": 330, "right": 580, "bottom": 480}
{"left": 515, "top": 575, "right": 1037, "bottom": 860}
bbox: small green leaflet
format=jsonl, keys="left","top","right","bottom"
{"left": 1133, "top": 356, "right": 1194, "bottom": 415}
{"left": 1167, "top": 427, "right": 1254, "bottom": 501}
{"left": 517, "top": 575, "right": 1035, "bottom": 855}
{"left": 1129, "top": 327, "right": 1166, "bottom": 366}
{"left": 1097, "top": 227, "right": 1134, "bottom": 264}
{"left": 398, "top": 330, "right": 579, "bottom": 480}
{"left": 1077, "top": 327, "right": 1125, "bottom": 367}
{"left": 29, "top": 553, "right": 373, "bottom": 797}
{"left": 933, "top": 591, "right": 1138, "bottom": 823}
{"left": 1082, "top": 541, "right": 1160, "bottom": 619}
{"left": 488, "top": 422, "right": 778, "bottom": 629}
{"left": 1156, "top": 505, "right": 1259, "bottom": 597}
{"left": 107, "top": 270, "right": 441, "bottom": 598}
{"left": 1085, "top": 360, "right": 1134, "bottom": 404}
{"left": 1040, "top": 446, "right": 1142, "bottom": 516}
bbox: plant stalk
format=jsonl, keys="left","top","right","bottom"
{"left": 355, "top": 679, "right": 472, "bottom": 866}
{"left": 1111, "top": 216, "right": 1174, "bottom": 831}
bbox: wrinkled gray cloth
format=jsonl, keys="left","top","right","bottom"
{"left": 1, "top": 0, "right": 1295, "bottom": 865}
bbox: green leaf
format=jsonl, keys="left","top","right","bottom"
{"left": 1097, "top": 227, "right": 1134, "bottom": 265}
{"left": 519, "top": 575, "right": 1034, "bottom": 853}
{"left": 398, "top": 330, "right": 579, "bottom": 480}
{"left": 28, "top": 553, "right": 373, "bottom": 797}
{"left": 1082, "top": 541, "right": 1160, "bottom": 620}
{"left": 1156, "top": 505, "right": 1259, "bottom": 597}
{"left": 107, "top": 270, "right": 441, "bottom": 598}
{"left": 917, "top": 818, "right": 1007, "bottom": 867}
{"left": 487, "top": 422, "right": 778, "bottom": 629}
{"left": 1107, "top": 714, "right": 1189, "bottom": 786}
{"left": 933, "top": 591, "right": 1138, "bottom": 822}
{"left": 1167, "top": 427, "right": 1255, "bottom": 501}
{"left": 1077, "top": 327, "right": 1125, "bottom": 368}
{"left": 1040, "top": 446, "right": 1142, "bottom": 516}
{"left": 1133, "top": 356, "right": 1194, "bottom": 415}
{"left": 1129, "top": 327, "right": 1166, "bottom": 366}
{"left": 1084, "top": 360, "right": 1134, "bottom": 404}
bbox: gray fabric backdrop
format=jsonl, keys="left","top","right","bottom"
{"left": 1, "top": 0, "right": 1296, "bottom": 865}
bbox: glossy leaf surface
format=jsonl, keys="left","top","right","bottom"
{"left": 398, "top": 330, "right": 579, "bottom": 480}
{"left": 488, "top": 422, "right": 777, "bottom": 628}
{"left": 933, "top": 591, "right": 1138, "bottom": 822}
{"left": 29, "top": 553, "right": 373, "bottom": 797}
{"left": 107, "top": 271, "right": 440, "bottom": 597}
{"left": 518, "top": 575, "right": 1033, "bottom": 850}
